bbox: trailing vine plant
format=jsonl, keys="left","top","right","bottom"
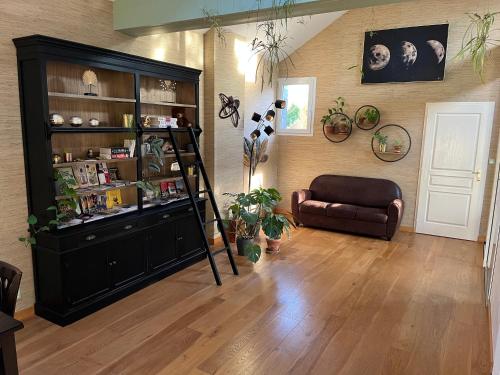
{"left": 202, "top": 8, "right": 227, "bottom": 47}
{"left": 456, "top": 11, "right": 499, "bottom": 81}
{"left": 136, "top": 137, "right": 164, "bottom": 199}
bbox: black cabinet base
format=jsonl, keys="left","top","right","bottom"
{"left": 35, "top": 251, "right": 206, "bottom": 326}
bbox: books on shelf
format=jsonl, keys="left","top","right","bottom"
{"left": 106, "top": 189, "right": 122, "bottom": 208}
{"left": 99, "top": 147, "right": 130, "bottom": 159}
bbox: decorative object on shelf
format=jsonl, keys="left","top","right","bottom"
{"left": 159, "top": 79, "right": 177, "bottom": 103}
{"left": 52, "top": 154, "right": 62, "bottom": 164}
{"left": 82, "top": 69, "right": 98, "bottom": 96}
{"left": 69, "top": 116, "right": 83, "bottom": 127}
{"left": 354, "top": 105, "right": 380, "bottom": 130}
{"left": 49, "top": 113, "right": 64, "bottom": 127}
{"left": 218, "top": 93, "right": 241, "bottom": 128}
{"left": 362, "top": 24, "right": 449, "bottom": 84}
{"left": 88, "top": 118, "right": 99, "bottom": 127}
{"left": 122, "top": 113, "right": 134, "bottom": 128}
{"left": 87, "top": 149, "right": 94, "bottom": 159}
{"left": 456, "top": 12, "right": 499, "bottom": 82}
{"left": 372, "top": 124, "right": 411, "bottom": 162}
{"left": 244, "top": 99, "right": 286, "bottom": 192}
{"left": 174, "top": 111, "right": 192, "bottom": 128}
{"left": 321, "top": 97, "right": 352, "bottom": 143}
{"left": 64, "top": 152, "right": 72, "bottom": 163}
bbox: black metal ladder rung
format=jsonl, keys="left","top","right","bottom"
{"left": 212, "top": 247, "right": 229, "bottom": 255}
{"left": 167, "top": 126, "right": 239, "bottom": 286}
{"left": 203, "top": 218, "right": 218, "bottom": 226}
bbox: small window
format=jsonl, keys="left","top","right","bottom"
{"left": 276, "top": 77, "right": 316, "bottom": 136}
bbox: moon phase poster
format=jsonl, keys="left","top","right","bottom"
{"left": 361, "top": 24, "right": 449, "bottom": 84}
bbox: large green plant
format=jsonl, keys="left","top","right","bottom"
{"left": 456, "top": 12, "right": 499, "bottom": 81}
{"left": 224, "top": 187, "right": 282, "bottom": 262}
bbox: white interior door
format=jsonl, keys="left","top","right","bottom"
{"left": 416, "top": 102, "right": 495, "bottom": 241}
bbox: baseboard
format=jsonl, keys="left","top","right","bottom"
{"left": 399, "top": 225, "right": 415, "bottom": 233}
{"left": 208, "top": 234, "right": 222, "bottom": 245}
{"left": 478, "top": 235, "right": 487, "bottom": 244}
{"left": 15, "top": 306, "right": 35, "bottom": 322}
{"left": 488, "top": 304, "right": 494, "bottom": 374}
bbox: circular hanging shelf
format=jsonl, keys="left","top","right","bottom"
{"left": 355, "top": 105, "right": 380, "bottom": 130}
{"left": 371, "top": 124, "right": 411, "bottom": 162}
{"left": 323, "top": 112, "right": 352, "bottom": 143}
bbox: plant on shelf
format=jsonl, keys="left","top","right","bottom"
{"left": 359, "top": 107, "right": 379, "bottom": 126}
{"left": 374, "top": 131, "right": 388, "bottom": 153}
{"left": 393, "top": 140, "right": 404, "bottom": 153}
{"left": 456, "top": 12, "right": 499, "bottom": 82}
{"left": 321, "top": 97, "right": 349, "bottom": 134}
{"left": 137, "top": 137, "right": 164, "bottom": 200}
{"left": 224, "top": 187, "right": 282, "bottom": 262}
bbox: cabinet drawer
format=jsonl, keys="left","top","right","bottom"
{"left": 77, "top": 220, "right": 139, "bottom": 247}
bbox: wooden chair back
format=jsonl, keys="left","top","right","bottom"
{"left": 0, "top": 261, "right": 22, "bottom": 317}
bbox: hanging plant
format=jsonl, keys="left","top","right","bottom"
{"left": 202, "top": 8, "right": 227, "bottom": 47}
{"left": 456, "top": 12, "right": 499, "bottom": 81}
{"left": 251, "top": 0, "right": 296, "bottom": 91}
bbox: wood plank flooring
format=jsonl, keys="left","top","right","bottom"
{"left": 16, "top": 228, "right": 491, "bottom": 374}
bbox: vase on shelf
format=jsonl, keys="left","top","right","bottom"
{"left": 379, "top": 143, "right": 387, "bottom": 153}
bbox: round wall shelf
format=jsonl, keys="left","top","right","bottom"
{"left": 355, "top": 105, "right": 380, "bottom": 130}
{"left": 323, "top": 113, "right": 352, "bottom": 143}
{"left": 371, "top": 124, "right": 411, "bottom": 162}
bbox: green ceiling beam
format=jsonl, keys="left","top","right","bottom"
{"left": 113, "top": 0, "right": 413, "bottom": 36}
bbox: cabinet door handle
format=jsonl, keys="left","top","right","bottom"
{"left": 124, "top": 224, "right": 133, "bottom": 230}
{"left": 85, "top": 234, "right": 96, "bottom": 241}
{"left": 109, "top": 262, "right": 113, "bottom": 266}
{"left": 113, "top": 261, "right": 117, "bottom": 265}
{"left": 162, "top": 214, "right": 170, "bottom": 219}
{"left": 177, "top": 236, "right": 183, "bottom": 241}
{"left": 188, "top": 207, "right": 194, "bottom": 212}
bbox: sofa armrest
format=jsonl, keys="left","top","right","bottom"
{"left": 387, "top": 199, "right": 404, "bottom": 240}
{"left": 291, "top": 189, "right": 312, "bottom": 224}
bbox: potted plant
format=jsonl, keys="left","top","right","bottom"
{"left": 393, "top": 140, "right": 404, "bottom": 153}
{"left": 223, "top": 187, "right": 282, "bottom": 262}
{"left": 374, "top": 132, "right": 388, "bottom": 152}
{"left": 321, "top": 97, "right": 348, "bottom": 134}
{"left": 261, "top": 212, "right": 295, "bottom": 254}
{"left": 359, "top": 107, "right": 379, "bottom": 126}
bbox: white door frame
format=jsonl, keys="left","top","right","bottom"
{"left": 415, "top": 102, "right": 495, "bottom": 241}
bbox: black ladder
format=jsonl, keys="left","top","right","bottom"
{"left": 167, "top": 127, "right": 239, "bottom": 285}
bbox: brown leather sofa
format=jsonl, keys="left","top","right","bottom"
{"left": 292, "top": 175, "right": 404, "bottom": 240}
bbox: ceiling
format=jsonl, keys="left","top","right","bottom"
{"left": 224, "top": 11, "right": 346, "bottom": 58}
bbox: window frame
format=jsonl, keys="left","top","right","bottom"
{"left": 276, "top": 77, "right": 317, "bottom": 136}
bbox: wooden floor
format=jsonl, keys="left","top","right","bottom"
{"left": 16, "top": 228, "right": 491, "bottom": 375}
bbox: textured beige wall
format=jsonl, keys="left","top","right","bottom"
{"left": 277, "top": 0, "right": 500, "bottom": 234}
{"left": 204, "top": 30, "right": 244, "bottom": 233}
{"left": 0, "top": 0, "right": 204, "bottom": 310}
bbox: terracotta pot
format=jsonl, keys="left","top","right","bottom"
{"left": 393, "top": 145, "right": 403, "bottom": 154}
{"left": 236, "top": 237, "right": 253, "bottom": 256}
{"left": 325, "top": 124, "right": 336, "bottom": 134}
{"left": 266, "top": 237, "right": 281, "bottom": 254}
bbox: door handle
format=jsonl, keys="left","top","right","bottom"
{"left": 472, "top": 170, "right": 481, "bottom": 181}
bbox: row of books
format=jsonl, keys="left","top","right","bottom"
{"left": 56, "top": 162, "right": 123, "bottom": 191}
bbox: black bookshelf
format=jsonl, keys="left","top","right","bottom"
{"left": 14, "top": 35, "right": 205, "bottom": 325}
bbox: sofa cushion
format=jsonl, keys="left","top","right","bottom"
{"left": 327, "top": 203, "right": 357, "bottom": 219}
{"left": 299, "top": 200, "right": 329, "bottom": 216}
{"left": 356, "top": 206, "right": 388, "bottom": 224}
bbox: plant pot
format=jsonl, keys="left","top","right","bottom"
{"left": 325, "top": 124, "right": 336, "bottom": 134}
{"left": 266, "top": 237, "right": 281, "bottom": 254}
{"left": 393, "top": 145, "right": 403, "bottom": 154}
{"left": 236, "top": 237, "right": 253, "bottom": 256}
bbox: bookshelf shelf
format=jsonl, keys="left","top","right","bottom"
{"left": 53, "top": 157, "right": 137, "bottom": 168}
{"left": 140, "top": 100, "right": 196, "bottom": 108}
{"left": 55, "top": 181, "right": 137, "bottom": 200}
{"left": 48, "top": 92, "right": 136, "bottom": 103}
